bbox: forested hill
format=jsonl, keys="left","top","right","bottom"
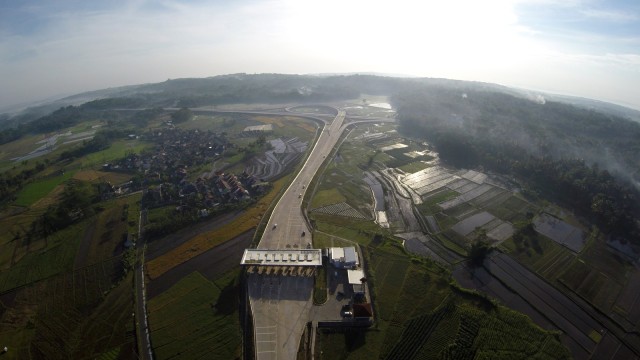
{"left": 393, "top": 84, "right": 640, "bottom": 241}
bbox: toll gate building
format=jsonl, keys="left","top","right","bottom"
{"left": 240, "top": 249, "right": 322, "bottom": 276}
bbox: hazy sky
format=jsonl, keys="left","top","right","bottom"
{"left": 1, "top": 0, "right": 639, "bottom": 110}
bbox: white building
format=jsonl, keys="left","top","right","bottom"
{"left": 347, "top": 269, "right": 366, "bottom": 294}
{"left": 329, "top": 247, "right": 359, "bottom": 269}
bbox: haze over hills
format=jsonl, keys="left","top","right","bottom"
{"left": 3, "top": 74, "right": 640, "bottom": 183}
{"left": 3, "top": 74, "right": 640, "bottom": 123}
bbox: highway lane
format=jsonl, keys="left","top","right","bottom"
{"left": 249, "top": 110, "right": 345, "bottom": 360}
{"left": 135, "top": 210, "right": 153, "bottom": 360}
{"left": 259, "top": 110, "right": 344, "bottom": 249}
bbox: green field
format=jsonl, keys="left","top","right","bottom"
{"left": 316, "top": 235, "right": 569, "bottom": 359}
{"left": 503, "top": 232, "right": 575, "bottom": 282}
{"left": 559, "top": 258, "right": 624, "bottom": 313}
{"left": 314, "top": 264, "right": 328, "bottom": 305}
{"left": 310, "top": 188, "right": 346, "bottom": 209}
{"left": 0, "top": 258, "right": 133, "bottom": 359}
{"left": 67, "top": 139, "right": 152, "bottom": 169}
{"left": 387, "top": 300, "right": 570, "bottom": 359}
{"left": 397, "top": 161, "right": 431, "bottom": 174}
{"left": 312, "top": 231, "right": 355, "bottom": 249}
{"left": 0, "top": 220, "right": 85, "bottom": 292}
{"left": 418, "top": 189, "right": 459, "bottom": 215}
{"left": 310, "top": 212, "right": 390, "bottom": 247}
{"left": 13, "top": 171, "right": 76, "bottom": 207}
{"left": 148, "top": 270, "right": 241, "bottom": 360}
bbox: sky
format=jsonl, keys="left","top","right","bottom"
{"left": 1, "top": 0, "right": 639, "bottom": 110}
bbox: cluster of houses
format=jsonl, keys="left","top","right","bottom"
{"left": 142, "top": 171, "right": 262, "bottom": 211}
{"left": 102, "top": 128, "right": 264, "bottom": 211}
{"left": 104, "top": 128, "right": 227, "bottom": 175}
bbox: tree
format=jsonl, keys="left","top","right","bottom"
{"left": 468, "top": 240, "right": 491, "bottom": 267}
{"left": 171, "top": 107, "right": 193, "bottom": 123}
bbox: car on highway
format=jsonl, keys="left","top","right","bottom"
{"left": 301, "top": 231, "right": 305, "bottom": 237}
{"left": 273, "top": 223, "right": 277, "bottom": 229}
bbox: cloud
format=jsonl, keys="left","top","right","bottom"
{"left": 1, "top": 0, "right": 639, "bottom": 110}
{"left": 580, "top": 9, "right": 639, "bottom": 22}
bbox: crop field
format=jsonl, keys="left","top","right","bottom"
{"left": 388, "top": 300, "right": 569, "bottom": 360}
{"left": 312, "top": 202, "right": 366, "bottom": 219}
{"left": 437, "top": 231, "right": 469, "bottom": 254}
{"left": 314, "top": 150, "right": 374, "bottom": 215}
{"left": 560, "top": 259, "right": 623, "bottom": 312}
{"left": 533, "top": 213, "right": 586, "bottom": 253}
{"left": 486, "top": 222, "right": 515, "bottom": 242}
{"left": 317, "top": 240, "right": 568, "bottom": 360}
{"left": 0, "top": 257, "right": 132, "bottom": 359}
{"left": 180, "top": 114, "right": 244, "bottom": 132}
{"left": 0, "top": 221, "right": 85, "bottom": 292}
{"left": 184, "top": 113, "right": 315, "bottom": 137}
{"left": 451, "top": 211, "right": 495, "bottom": 236}
{"left": 503, "top": 233, "right": 575, "bottom": 281}
{"left": 66, "top": 139, "right": 152, "bottom": 169}
{"left": 146, "top": 176, "right": 287, "bottom": 279}
{"left": 432, "top": 212, "right": 457, "bottom": 231}
{"left": 72, "top": 169, "right": 132, "bottom": 184}
{"left": 401, "top": 166, "right": 449, "bottom": 187}
{"left": 311, "top": 231, "right": 353, "bottom": 249}
{"left": 80, "top": 196, "right": 141, "bottom": 266}
{"left": 485, "top": 194, "right": 534, "bottom": 222}
{"left": 578, "top": 234, "right": 628, "bottom": 282}
{"left": 442, "top": 202, "right": 477, "bottom": 220}
{"left": 614, "top": 271, "right": 640, "bottom": 326}
{"left": 13, "top": 171, "right": 76, "bottom": 207}
{"left": 397, "top": 161, "right": 430, "bottom": 173}
{"left": 311, "top": 213, "right": 386, "bottom": 247}
{"left": 148, "top": 270, "right": 241, "bottom": 360}
{"left": 0, "top": 133, "right": 48, "bottom": 162}
{"left": 417, "top": 189, "right": 459, "bottom": 215}
{"left": 559, "top": 259, "right": 623, "bottom": 313}
{"left": 439, "top": 183, "right": 494, "bottom": 210}
{"left": 469, "top": 186, "right": 508, "bottom": 208}
{"left": 310, "top": 188, "right": 347, "bottom": 209}
{"left": 316, "top": 241, "right": 450, "bottom": 360}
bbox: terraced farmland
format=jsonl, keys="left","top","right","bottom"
{"left": 312, "top": 202, "right": 366, "bottom": 219}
